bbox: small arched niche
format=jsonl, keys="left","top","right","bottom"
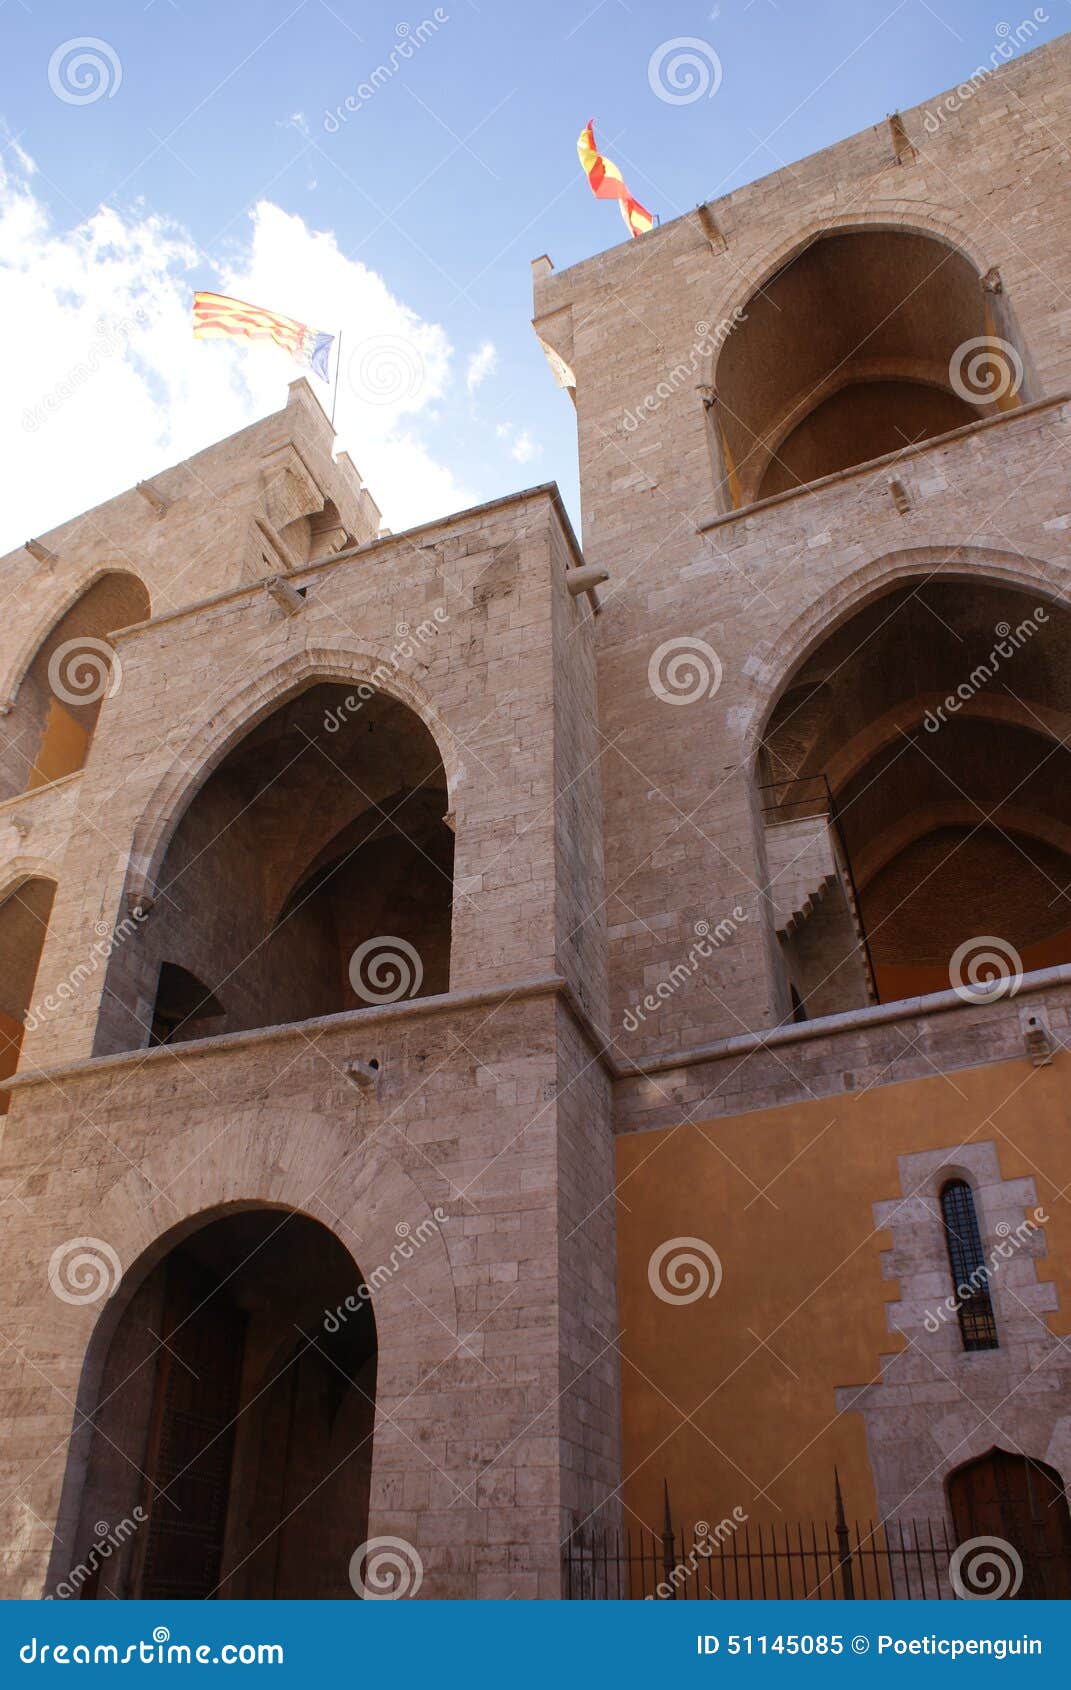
{"left": 0, "top": 572, "right": 150, "bottom": 801}
{"left": 281, "top": 499, "right": 354, "bottom": 565}
{"left": 0, "top": 875, "right": 56, "bottom": 1111}
{"left": 758, "top": 576, "right": 1071, "bottom": 1014}
{"left": 99, "top": 680, "right": 454, "bottom": 1054}
{"left": 711, "top": 229, "right": 1033, "bottom": 508}
{"left": 51, "top": 1205, "right": 377, "bottom": 1599}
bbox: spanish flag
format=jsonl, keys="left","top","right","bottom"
{"left": 577, "top": 121, "right": 654, "bottom": 239}
{"left": 193, "top": 292, "right": 335, "bottom": 382}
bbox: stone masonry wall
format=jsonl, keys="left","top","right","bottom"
{"left": 533, "top": 33, "right": 1071, "bottom": 1061}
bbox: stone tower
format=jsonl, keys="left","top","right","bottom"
{"left": 4, "top": 29, "right": 1071, "bottom": 1602}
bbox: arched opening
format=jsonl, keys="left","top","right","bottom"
{"left": 100, "top": 681, "right": 453, "bottom": 1054}
{"left": 55, "top": 1207, "right": 377, "bottom": 1599}
{"left": 759, "top": 576, "right": 1071, "bottom": 1013}
{"left": 712, "top": 229, "right": 1031, "bottom": 508}
{"left": 0, "top": 876, "right": 56, "bottom": 1111}
{"left": 0, "top": 572, "right": 151, "bottom": 801}
{"left": 948, "top": 1450, "right": 1071, "bottom": 1599}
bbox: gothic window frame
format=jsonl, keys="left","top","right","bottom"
{"left": 939, "top": 1177, "right": 999, "bottom": 1352}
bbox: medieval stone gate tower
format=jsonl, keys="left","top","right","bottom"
{"left": 3, "top": 32, "right": 1071, "bottom": 1599}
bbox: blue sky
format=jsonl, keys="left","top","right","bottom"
{"left": 1, "top": 0, "right": 1066, "bottom": 549}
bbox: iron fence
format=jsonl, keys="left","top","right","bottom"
{"left": 562, "top": 1476, "right": 1069, "bottom": 1600}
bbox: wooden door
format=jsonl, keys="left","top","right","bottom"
{"left": 949, "top": 1450, "right": 1071, "bottom": 1599}
{"left": 136, "top": 1251, "right": 246, "bottom": 1599}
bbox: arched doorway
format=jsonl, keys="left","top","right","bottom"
{"left": 948, "top": 1449, "right": 1071, "bottom": 1599}
{"left": 98, "top": 681, "right": 453, "bottom": 1055}
{"left": 57, "top": 1207, "right": 376, "bottom": 1599}
{"left": 712, "top": 228, "right": 1031, "bottom": 509}
{"left": 759, "top": 577, "right": 1071, "bottom": 1013}
{"left": 0, "top": 572, "right": 150, "bottom": 801}
{"left": 0, "top": 876, "right": 56, "bottom": 1112}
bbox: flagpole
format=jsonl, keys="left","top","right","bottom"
{"left": 330, "top": 330, "right": 342, "bottom": 429}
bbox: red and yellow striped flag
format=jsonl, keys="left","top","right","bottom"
{"left": 192, "top": 292, "right": 334, "bottom": 381}
{"left": 577, "top": 121, "right": 654, "bottom": 239}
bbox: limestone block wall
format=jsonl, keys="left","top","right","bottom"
{"left": 0, "top": 983, "right": 616, "bottom": 1599}
{"left": 0, "top": 462, "right": 617, "bottom": 1597}
{"left": 533, "top": 33, "right": 1071, "bottom": 1058}
{"left": 838, "top": 1138, "right": 1071, "bottom": 1528}
{"left": 10, "top": 487, "right": 596, "bottom": 1073}
{"left": 0, "top": 379, "right": 379, "bottom": 722}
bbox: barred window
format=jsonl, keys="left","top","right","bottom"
{"left": 940, "top": 1179, "right": 999, "bottom": 1351}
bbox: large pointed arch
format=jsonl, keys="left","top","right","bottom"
{"left": 44, "top": 1112, "right": 457, "bottom": 1597}
{"left": 703, "top": 216, "right": 1033, "bottom": 509}
{"left": 745, "top": 544, "right": 1066, "bottom": 758}
{"left": 754, "top": 553, "right": 1071, "bottom": 1010}
{"left": 0, "top": 570, "right": 150, "bottom": 801}
{"left": 125, "top": 645, "right": 463, "bottom": 908}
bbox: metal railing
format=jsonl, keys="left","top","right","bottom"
{"left": 562, "top": 1475, "right": 1070, "bottom": 1600}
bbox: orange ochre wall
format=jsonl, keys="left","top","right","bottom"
{"left": 615, "top": 1051, "right": 1071, "bottom": 1536}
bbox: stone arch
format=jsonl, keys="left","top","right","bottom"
{"left": 46, "top": 1111, "right": 457, "bottom": 1596}
{"left": 753, "top": 550, "right": 1071, "bottom": 1012}
{"left": 703, "top": 214, "right": 1033, "bottom": 508}
{"left": 126, "top": 645, "right": 463, "bottom": 904}
{"left": 0, "top": 867, "right": 59, "bottom": 1111}
{"left": 0, "top": 857, "right": 61, "bottom": 905}
{"left": 703, "top": 206, "right": 996, "bottom": 373}
{"left": 745, "top": 544, "right": 1066, "bottom": 758}
{"left": 0, "top": 569, "right": 151, "bottom": 802}
{"left": 0, "top": 566, "right": 151, "bottom": 709}
{"left": 101, "top": 653, "right": 458, "bottom": 1054}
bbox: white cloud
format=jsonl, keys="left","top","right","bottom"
{"left": 465, "top": 340, "right": 497, "bottom": 394}
{"left": 0, "top": 148, "right": 474, "bottom": 554}
{"left": 510, "top": 429, "right": 541, "bottom": 465}
{"left": 493, "top": 419, "right": 541, "bottom": 465}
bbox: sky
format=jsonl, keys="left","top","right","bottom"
{"left": 1, "top": 0, "right": 1066, "bottom": 553}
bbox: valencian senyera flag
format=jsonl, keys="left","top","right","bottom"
{"left": 192, "top": 292, "right": 335, "bottom": 382}
{"left": 577, "top": 121, "right": 654, "bottom": 239}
